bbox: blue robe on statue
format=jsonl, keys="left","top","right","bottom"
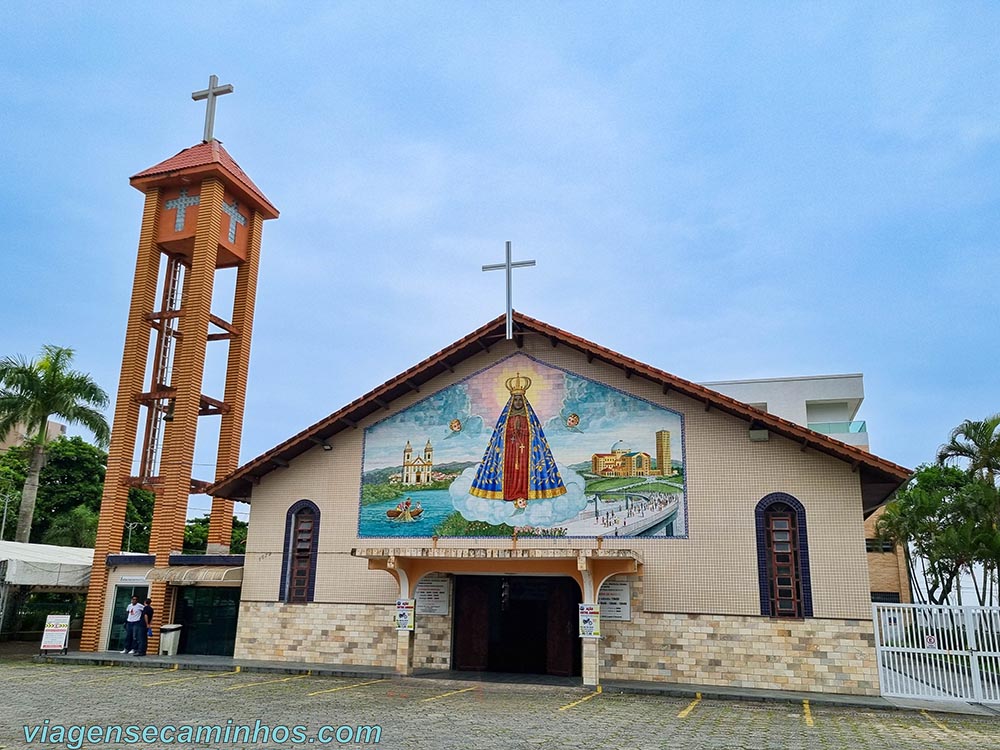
{"left": 469, "top": 396, "right": 567, "bottom": 501}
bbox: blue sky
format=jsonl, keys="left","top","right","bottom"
{"left": 2, "top": 3, "right": 998, "bottom": 521}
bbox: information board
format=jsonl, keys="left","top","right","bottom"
{"left": 415, "top": 579, "right": 450, "bottom": 615}
{"left": 598, "top": 580, "right": 631, "bottom": 621}
{"left": 40, "top": 614, "right": 71, "bottom": 652}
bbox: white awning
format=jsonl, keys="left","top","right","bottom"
{"left": 143, "top": 566, "right": 243, "bottom": 583}
{"left": 0, "top": 541, "right": 94, "bottom": 587}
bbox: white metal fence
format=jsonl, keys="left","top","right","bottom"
{"left": 872, "top": 602, "right": 1000, "bottom": 703}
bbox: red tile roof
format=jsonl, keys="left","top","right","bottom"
{"left": 207, "top": 312, "right": 911, "bottom": 512}
{"left": 130, "top": 141, "right": 278, "bottom": 218}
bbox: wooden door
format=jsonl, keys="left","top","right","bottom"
{"left": 453, "top": 576, "right": 489, "bottom": 671}
{"left": 546, "top": 579, "right": 575, "bottom": 676}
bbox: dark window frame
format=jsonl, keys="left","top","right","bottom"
{"left": 755, "top": 492, "right": 814, "bottom": 618}
{"left": 279, "top": 499, "right": 321, "bottom": 603}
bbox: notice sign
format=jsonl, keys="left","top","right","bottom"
{"left": 40, "top": 614, "right": 70, "bottom": 652}
{"left": 395, "top": 598, "right": 415, "bottom": 631}
{"left": 415, "top": 579, "right": 450, "bottom": 616}
{"left": 598, "top": 580, "right": 631, "bottom": 621}
{"left": 579, "top": 604, "right": 601, "bottom": 638}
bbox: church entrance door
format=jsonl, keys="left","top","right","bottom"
{"left": 452, "top": 575, "right": 580, "bottom": 676}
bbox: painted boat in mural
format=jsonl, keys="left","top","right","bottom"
{"left": 386, "top": 507, "right": 424, "bottom": 520}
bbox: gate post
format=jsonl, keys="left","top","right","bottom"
{"left": 964, "top": 607, "right": 984, "bottom": 702}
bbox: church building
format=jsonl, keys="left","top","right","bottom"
{"left": 207, "top": 312, "right": 910, "bottom": 695}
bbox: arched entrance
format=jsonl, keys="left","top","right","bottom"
{"left": 453, "top": 575, "right": 581, "bottom": 676}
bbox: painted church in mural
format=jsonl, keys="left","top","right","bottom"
{"left": 359, "top": 356, "right": 686, "bottom": 539}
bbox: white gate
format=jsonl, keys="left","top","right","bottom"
{"left": 873, "top": 603, "right": 1000, "bottom": 703}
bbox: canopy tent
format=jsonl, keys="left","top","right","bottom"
{"left": 0, "top": 541, "right": 95, "bottom": 636}
{"left": 0, "top": 541, "right": 94, "bottom": 588}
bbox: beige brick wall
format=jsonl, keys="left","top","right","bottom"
{"left": 867, "top": 553, "right": 904, "bottom": 593}
{"left": 863, "top": 506, "right": 910, "bottom": 602}
{"left": 600, "top": 575, "right": 880, "bottom": 695}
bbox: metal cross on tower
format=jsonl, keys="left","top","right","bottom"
{"left": 221, "top": 199, "right": 247, "bottom": 243}
{"left": 192, "top": 74, "right": 234, "bottom": 143}
{"left": 164, "top": 188, "right": 201, "bottom": 231}
{"left": 482, "top": 241, "right": 536, "bottom": 340}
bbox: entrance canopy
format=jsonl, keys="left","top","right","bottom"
{"left": 0, "top": 541, "right": 94, "bottom": 588}
{"left": 352, "top": 545, "right": 642, "bottom": 601}
{"left": 143, "top": 566, "right": 244, "bottom": 583}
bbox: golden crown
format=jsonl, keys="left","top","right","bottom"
{"left": 505, "top": 372, "right": 532, "bottom": 395}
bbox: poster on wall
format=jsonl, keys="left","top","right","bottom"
{"left": 394, "top": 599, "right": 415, "bottom": 631}
{"left": 359, "top": 353, "right": 686, "bottom": 539}
{"left": 579, "top": 604, "right": 601, "bottom": 638}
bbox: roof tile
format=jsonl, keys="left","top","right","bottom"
{"left": 131, "top": 141, "right": 277, "bottom": 216}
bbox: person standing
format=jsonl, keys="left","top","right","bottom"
{"left": 137, "top": 598, "right": 154, "bottom": 656}
{"left": 121, "top": 595, "right": 143, "bottom": 655}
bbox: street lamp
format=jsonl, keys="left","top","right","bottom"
{"left": 0, "top": 492, "right": 16, "bottom": 542}
{"left": 124, "top": 522, "right": 147, "bottom": 552}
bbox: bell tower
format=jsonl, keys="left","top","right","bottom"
{"left": 81, "top": 76, "right": 278, "bottom": 652}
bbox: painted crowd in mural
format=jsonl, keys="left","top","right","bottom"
{"left": 359, "top": 354, "right": 687, "bottom": 538}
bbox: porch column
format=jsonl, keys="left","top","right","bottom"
{"left": 388, "top": 557, "right": 414, "bottom": 676}
{"left": 396, "top": 629, "right": 415, "bottom": 675}
{"left": 579, "top": 553, "right": 601, "bottom": 687}
{"left": 582, "top": 639, "right": 600, "bottom": 687}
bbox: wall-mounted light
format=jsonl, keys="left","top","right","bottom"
{"left": 749, "top": 428, "right": 770, "bottom": 442}
{"left": 310, "top": 436, "right": 333, "bottom": 451}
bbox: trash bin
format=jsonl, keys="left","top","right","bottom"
{"left": 159, "top": 624, "right": 183, "bottom": 656}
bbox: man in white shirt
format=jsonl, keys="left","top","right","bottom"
{"left": 121, "top": 595, "right": 144, "bottom": 655}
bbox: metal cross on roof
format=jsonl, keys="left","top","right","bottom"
{"left": 482, "top": 241, "right": 536, "bottom": 340}
{"left": 192, "top": 74, "right": 234, "bottom": 143}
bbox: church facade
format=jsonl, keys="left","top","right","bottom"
{"left": 208, "top": 312, "right": 910, "bottom": 695}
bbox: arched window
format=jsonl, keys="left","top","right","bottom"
{"left": 279, "top": 500, "right": 320, "bottom": 603}
{"left": 755, "top": 493, "right": 813, "bottom": 618}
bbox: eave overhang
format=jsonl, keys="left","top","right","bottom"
{"left": 207, "top": 312, "right": 911, "bottom": 512}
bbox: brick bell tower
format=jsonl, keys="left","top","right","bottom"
{"left": 81, "top": 76, "right": 278, "bottom": 652}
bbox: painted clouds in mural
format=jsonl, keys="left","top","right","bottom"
{"left": 359, "top": 354, "right": 685, "bottom": 538}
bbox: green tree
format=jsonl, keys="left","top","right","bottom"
{"left": 40, "top": 504, "right": 99, "bottom": 547}
{"left": 878, "top": 464, "right": 1000, "bottom": 605}
{"left": 0, "top": 346, "right": 110, "bottom": 543}
{"left": 0, "top": 437, "right": 154, "bottom": 549}
{"left": 183, "top": 514, "right": 247, "bottom": 554}
{"left": 937, "top": 413, "right": 1000, "bottom": 486}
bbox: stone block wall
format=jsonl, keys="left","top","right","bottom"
{"left": 236, "top": 600, "right": 453, "bottom": 670}
{"left": 600, "top": 577, "right": 880, "bottom": 695}
{"left": 235, "top": 601, "right": 396, "bottom": 667}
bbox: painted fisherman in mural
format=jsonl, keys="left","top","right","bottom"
{"left": 469, "top": 372, "right": 567, "bottom": 508}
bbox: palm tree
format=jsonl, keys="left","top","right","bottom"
{"left": 937, "top": 413, "right": 1000, "bottom": 486}
{"left": 0, "top": 345, "right": 109, "bottom": 543}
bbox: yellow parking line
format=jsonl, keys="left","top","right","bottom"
{"left": 422, "top": 685, "right": 479, "bottom": 703}
{"left": 145, "top": 670, "right": 241, "bottom": 686}
{"left": 66, "top": 665, "right": 115, "bottom": 673}
{"left": 803, "top": 700, "right": 814, "bottom": 727}
{"left": 207, "top": 666, "right": 241, "bottom": 677}
{"left": 307, "top": 678, "right": 386, "bottom": 697}
{"left": 224, "top": 673, "right": 310, "bottom": 691}
{"left": 920, "top": 710, "right": 949, "bottom": 731}
{"left": 82, "top": 670, "right": 162, "bottom": 684}
{"left": 677, "top": 693, "right": 702, "bottom": 718}
{"left": 558, "top": 686, "right": 603, "bottom": 711}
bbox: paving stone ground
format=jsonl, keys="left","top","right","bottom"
{"left": 0, "top": 659, "right": 998, "bottom": 750}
